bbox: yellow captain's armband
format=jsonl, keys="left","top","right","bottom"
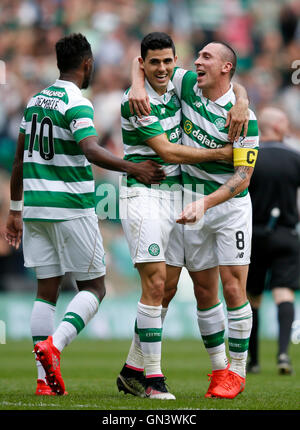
{"left": 233, "top": 147, "right": 258, "bottom": 167}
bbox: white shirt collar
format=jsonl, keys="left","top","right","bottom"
{"left": 199, "top": 83, "right": 234, "bottom": 107}
{"left": 213, "top": 83, "right": 234, "bottom": 106}
{"left": 54, "top": 79, "right": 82, "bottom": 94}
{"left": 145, "top": 78, "right": 175, "bottom": 102}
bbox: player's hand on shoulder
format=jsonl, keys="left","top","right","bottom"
{"left": 226, "top": 99, "right": 249, "bottom": 143}
{"left": 129, "top": 87, "right": 150, "bottom": 118}
{"left": 129, "top": 160, "right": 166, "bottom": 185}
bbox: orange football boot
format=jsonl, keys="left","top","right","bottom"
{"left": 34, "top": 336, "right": 65, "bottom": 395}
{"left": 35, "top": 379, "right": 55, "bottom": 396}
{"left": 210, "top": 370, "right": 245, "bottom": 399}
{"left": 205, "top": 365, "right": 229, "bottom": 398}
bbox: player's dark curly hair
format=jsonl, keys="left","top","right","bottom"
{"left": 141, "top": 32, "right": 176, "bottom": 60}
{"left": 55, "top": 33, "right": 92, "bottom": 73}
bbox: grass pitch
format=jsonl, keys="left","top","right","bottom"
{"left": 0, "top": 338, "right": 299, "bottom": 411}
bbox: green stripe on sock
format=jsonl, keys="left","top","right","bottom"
{"left": 134, "top": 319, "right": 138, "bottom": 335}
{"left": 32, "top": 336, "right": 48, "bottom": 345}
{"left": 227, "top": 301, "right": 249, "bottom": 311}
{"left": 62, "top": 312, "right": 85, "bottom": 334}
{"left": 138, "top": 327, "right": 162, "bottom": 343}
{"left": 228, "top": 337, "right": 250, "bottom": 353}
{"left": 202, "top": 330, "right": 225, "bottom": 349}
{"left": 35, "top": 298, "right": 56, "bottom": 307}
{"left": 197, "top": 301, "right": 221, "bottom": 312}
{"left": 228, "top": 315, "right": 252, "bottom": 321}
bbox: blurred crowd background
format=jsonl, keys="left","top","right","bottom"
{"left": 0, "top": 0, "right": 300, "bottom": 296}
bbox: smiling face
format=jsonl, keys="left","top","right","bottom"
{"left": 194, "top": 43, "right": 233, "bottom": 91}
{"left": 139, "top": 48, "right": 177, "bottom": 96}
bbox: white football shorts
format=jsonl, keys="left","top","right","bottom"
{"left": 23, "top": 214, "right": 106, "bottom": 280}
{"left": 119, "top": 186, "right": 184, "bottom": 266}
{"left": 184, "top": 193, "right": 252, "bottom": 271}
{"left": 165, "top": 222, "right": 184, "bottom": 267}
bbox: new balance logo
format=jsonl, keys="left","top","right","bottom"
{"left": 235, "top": 252, "right": 244, "bottom": 258}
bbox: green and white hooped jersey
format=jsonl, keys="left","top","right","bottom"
{"left": 19, "top": 79, "right": 98, "bottom": 221}
{"left": 172, "top": 68, "right": 259, "bottom": 197}
{"left": 121, "top": 79, "right": 182, "bottom": 188}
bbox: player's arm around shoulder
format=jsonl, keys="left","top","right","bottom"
{"left": 128, "top": 56, "right": 150, "bottom": 117}
{"left": 146, "top": 133, "right": 233, "bottom": 165}
{"left": 227, "top": 82, "right": 250, "bottom": 142}
{"left": 128, "top": 61, "right": 188, "bottom": 117}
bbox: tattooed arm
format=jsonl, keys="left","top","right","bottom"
{"left": 177, "top": 166, "right": 254, "bottom": 224}
{"left": 217, "top": 165, "right": 253, "bottom": 199}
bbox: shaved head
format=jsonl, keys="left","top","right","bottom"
{"left": 209, "top": 42, "right": 237, "bottom": 78}
{"left": 259, "top": 107, "right": 288, "bottom": 133}
{"left": 258, "top": 107, "right": 290, "bottom": 140}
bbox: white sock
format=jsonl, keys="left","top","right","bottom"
{"left": 161, "top": 307, "right": 168, "bottom": 325}
{"left": 136, "top": 302, "right": 163, "bottom": 378}
{"left": 125, "top": 319, "right": 144, "bottom": 371}
{"left": 197, "top": 302, "right": 228, "bottom": 371}
{"left": 31, "top": 299, "right": 56, "bottom": 382}
{"left": 52, "top": 290, "right": 99, "bottom": 352}
{"left": 228, "top": 301, "right": 253, "bottom": 378}
{"left": 125, "top": 306, "right": 169, "bottom": 372}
